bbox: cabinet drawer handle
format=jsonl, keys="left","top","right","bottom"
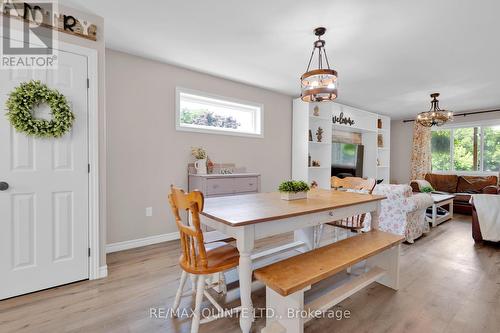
{"left": 213, "top": 184, "right": 219, "bottom": 188}
{"left": 248, "top": 183, "right": 254, "bottom": 186}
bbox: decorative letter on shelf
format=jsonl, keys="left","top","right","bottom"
{"left": 332, "top": 112, "right": 355, "bottom": 126}
{"left": 2, "top": 2, "right": 97, "bottom": 41}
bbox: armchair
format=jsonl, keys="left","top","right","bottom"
{"left": 373, "top": 184, "right": 433, "bottom": 243}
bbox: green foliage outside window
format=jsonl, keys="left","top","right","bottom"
{"left": 453, "top": 127, "right": 477, "bottom": 171}
{"left": 483, "top": 127, "right": 500, "bottom": 171}
{"left": 181, "top": 108, "right": 240, "bottom": 129}
{"left": 431, "top": 126, "right": 500, "bottom": 172}
{"left": 431, "top": 130, "right": 451, "bottom": 171}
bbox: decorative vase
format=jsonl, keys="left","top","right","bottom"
{"left": 316, "top": 127, "right": 323, "bottom": 142}
{"left": 207, "top": 157, "right": 214, "bottom": 174}
{"left": 281, "top": 191, "right": 308, "bottom": 201}
{"left": 194, "top": 158, "right": 207, "bottom": 175}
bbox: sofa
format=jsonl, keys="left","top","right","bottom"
{"left": 373, "top": 184, "right": 434, "bottom": 243}
{"left": 410, "top": 173, "right": 499, "bottom": 215}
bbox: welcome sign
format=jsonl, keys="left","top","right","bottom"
{"left": 1, "top": 1, "right": 97, "bottom": 41}
{"left": 332, "top": 112, "right": 355, "bottom": 126}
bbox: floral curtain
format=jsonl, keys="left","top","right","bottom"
{"left": 410, "top": 122, "right": 432, "bottom": 180}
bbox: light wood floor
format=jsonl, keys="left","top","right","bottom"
{"left": 1, "top": 215, "right": 499, "bottom": 333}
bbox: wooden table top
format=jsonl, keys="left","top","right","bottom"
{"left": 201, "top": 188, "right": 386, "bottom": 226}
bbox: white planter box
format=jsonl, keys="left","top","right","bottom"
{"left": 281, "top": 191, "right": 308, "bottom": 201}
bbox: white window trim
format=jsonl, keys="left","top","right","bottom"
{"left": 431, "top": 121, "right": 500, "bottom": 175}
{"left": 175, "top": 87, "right": 264, "bottom": 138}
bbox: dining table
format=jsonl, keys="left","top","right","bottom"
{"left": 200, "top": 188, "right": 386, "bottom": 333}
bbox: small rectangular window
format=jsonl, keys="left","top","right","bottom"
{"left": 176, "top": 88, "right": 263, "bottom": 138}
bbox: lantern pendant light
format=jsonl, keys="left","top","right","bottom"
{"left": 300, "top": 27, "right": 338, "bottom": 102}
{"left": 416, "top": 93, "right": 454, "bottom": 127}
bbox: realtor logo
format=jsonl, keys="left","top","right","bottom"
{"left": 1, "top": 0, "right": 58, "bottom": 69}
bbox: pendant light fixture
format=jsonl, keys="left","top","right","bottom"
{"left": 300, "top": 27, "right": 338, "bottom": 102}
{"left": 416, "top": 93, "right": 453, "bottom": 127}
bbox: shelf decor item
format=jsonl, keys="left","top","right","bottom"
{"left": 377, "top": 134, "right": 384, "bottom": 148}
{"left": 316, "top": 126, "right": 323, "bottom": 142}
{"left": 300, "top": 27, "right": 338, "bottom": 102}
{"left": 312, "top": 160, "right": 321, "bottom": 167}
{"left": 377, "top": 119, "right": 382, "bottom": 129}
{"left": 278, "top": 180, "right": 310, "bottom": 200}
{"left": 5, "top": 80, "right": 75, "bottom": 138}
{"left": 313, "top": 106, "right": 320, "bottom": 116}
{"left": 309, "top": 129, "right": 313, "bottom": 142}
{"left": 191, "top": 147, "right": 208, "bottom": 174}
{"left": 207, "top": 157, "right": 214, "bottom": 174}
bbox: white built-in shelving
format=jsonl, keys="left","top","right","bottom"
{"left": 292, "top": 99, "right": 391, "bottom": 189}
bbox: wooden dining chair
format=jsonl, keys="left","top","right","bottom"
{"left": 313, "top": 176, "right": 377, "bottom": 248}
{"left": 168, "top": 186, "right": 240, "bottom": 333}
{"left": 327, "top": 176, "right": 376, "bottom": 231}
{"left": 322, "top": 177, "right": 377, "bottom": 273}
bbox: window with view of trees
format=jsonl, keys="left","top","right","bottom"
{"left": 431, "top": 125, "right": 500, "bottom": 172}
{"left": 176, "top": 88, "right": 263, "bottom": 137}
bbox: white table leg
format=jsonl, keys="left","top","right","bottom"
{"left": 432, "top": 204, "right": 437, "bottom": 227}
{"left": 294, "top": 227, "right": 315, "bottom": 252}
{"left": 449, "top": 200, "right": 453, "bottom": 220}
{"left": 236, "top": 227, "right": 255, "bottom": 333}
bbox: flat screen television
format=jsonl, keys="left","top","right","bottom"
{"left": 331, "top": 143, "right": 364, "bottom": 178}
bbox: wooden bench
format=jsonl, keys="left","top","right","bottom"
{"left": 254, "top": 230, "right": 404, "bottom": 333}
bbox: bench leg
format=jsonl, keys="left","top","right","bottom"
{"left": 366, "top": 244, "right": 400, "bottom": 290}
{"left": 263, "top": 287, "right": 307, "bottom": 333}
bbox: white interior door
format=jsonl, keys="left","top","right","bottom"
{"left": 0, "top": 49, "right": 89, "bottom": 300}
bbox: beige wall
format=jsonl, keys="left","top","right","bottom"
{"left": 105, "top": 49, "right": 293, "bottom": 244}
{"left": 391, "top": 112, "right": 500, "bottom": 184}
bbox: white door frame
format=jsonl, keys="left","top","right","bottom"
{"left": 1, "top": 30, "right": 101, "bottom": 280}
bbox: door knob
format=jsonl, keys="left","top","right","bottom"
{"left": 0, "top": 182, "right": 8, "bottom": 191}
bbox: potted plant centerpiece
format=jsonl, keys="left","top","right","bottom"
{"left": 191, "top": 147, "right": 208, "bottom": 175}
{"left": 278, "top": 180, "right": 310, "bottom": 201}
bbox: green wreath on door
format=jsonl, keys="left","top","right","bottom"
{"left": 5, "top": 80, "right": 75, "bottom": 138}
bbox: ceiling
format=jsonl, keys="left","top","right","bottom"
{"left": 62, "top": 0, "right": 500, "bottom": 119}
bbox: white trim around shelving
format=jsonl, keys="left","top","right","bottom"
{"left": 106, "top": 232, "right": 180, "bottom": 253}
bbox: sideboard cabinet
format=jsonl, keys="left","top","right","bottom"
{"left": 188, "top": 173, "right": 261, "bottom": 197}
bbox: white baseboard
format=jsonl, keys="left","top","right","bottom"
{"left": 106, "top": 232, "right": 180, "bottom": 254}
{"left": 98, "top": 265, "right": 108, "bottom": 278}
